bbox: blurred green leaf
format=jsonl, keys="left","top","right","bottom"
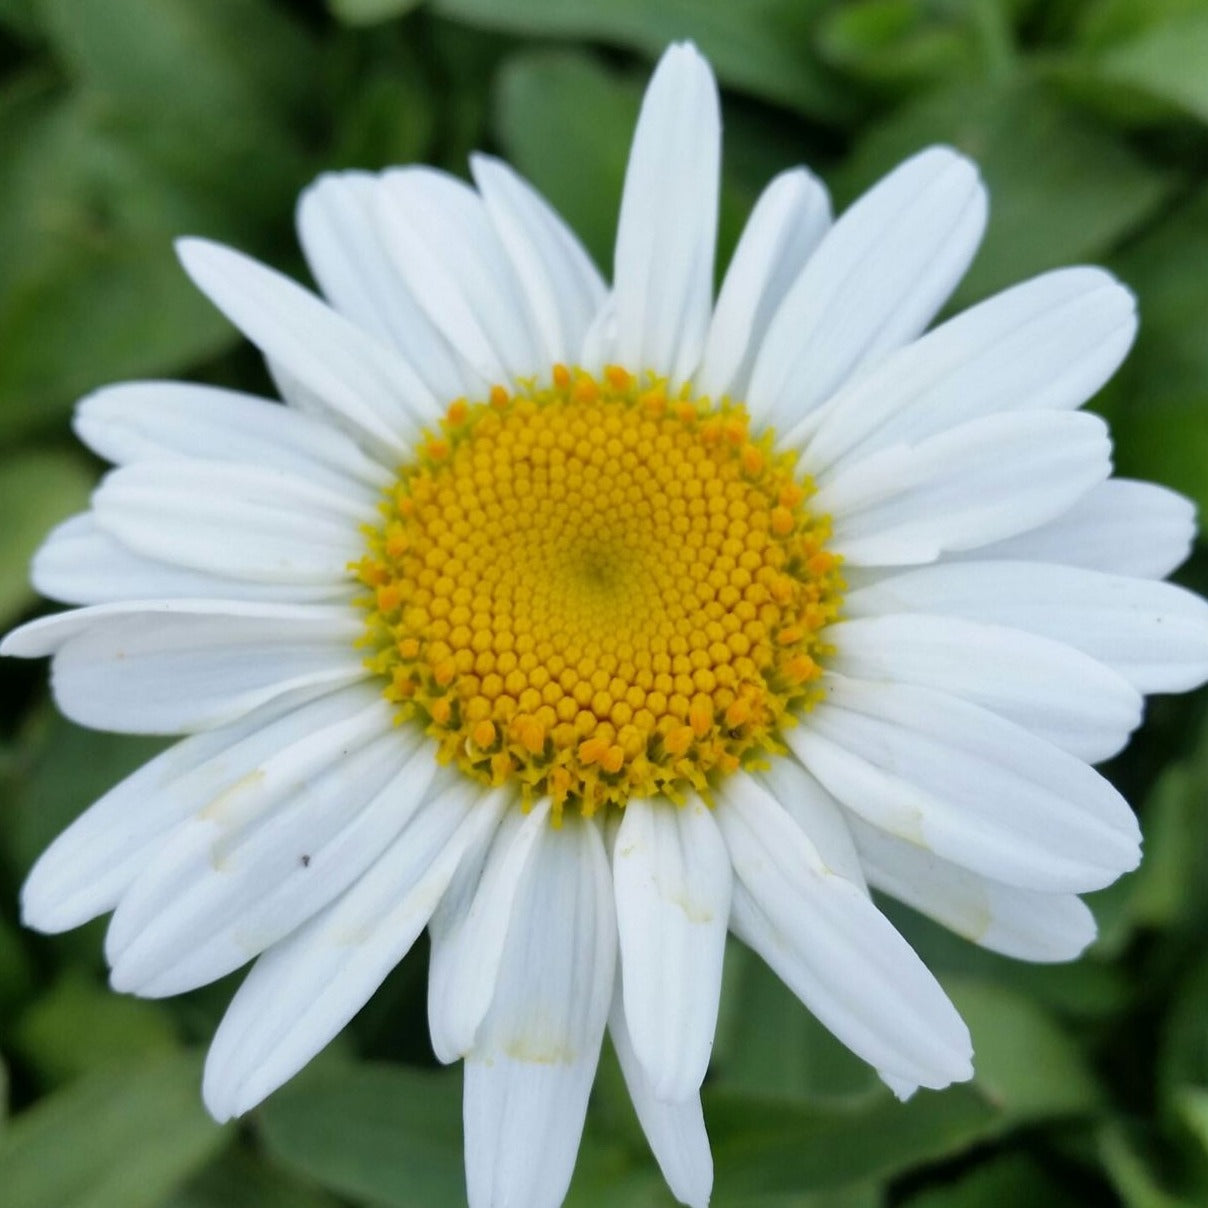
{"left": 947, "top": 978, "right": 1102, "bottom": 1119}
{"left": 837, "top": 73, "right": 1171, "bottom": 305}
{"left": 0, "top": 450, "right": 92, "bottom": 625}
{"left": 161, "top": 1146, "right": 343, "bottom": 1208}
{"left": 1102, "top": 190, "right": 1208, "bottom": 516}
{"left": 493, "top": 50, "right": 637, "bottom": 270}
{"left": 0, "top": 1052, "right": 227, "bottom": 1208}
{"left": 816, "top": 0, "right": 977, "bottom": 92}
{"left": 257, "top": 1062, "right": 466, "bottom": 1208}
{"left": 14, "top": 973, "right": 179, "bottom": 1086}
{"left": 437, "top": 0, "right": 852, "bottom": 121}
{"left": 0, "top": 916, "right": 36, "bottom": 1018}
{"left": 707, "top": 1085, "right": 998, "bottom": 1197}
{"left": 714, "top": 938, "right": 878, "bottom": 1102}
{"left": 1091, "top": 11, "right": 1208, "bottom": 124}
{"left": 900, "top": 1154, "right": 1067, "bottom": 1207}
{"left": 13, "top": 707, "right": 168, "bottom": 878}
{"left": 330, "top": 0, "right": 424, "bottom": 23}
{"left": 1099, "top": 1122, "right": 1201, "bottom": 1208}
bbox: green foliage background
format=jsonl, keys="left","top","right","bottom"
{"left": 1, "top": 0, "right": 1208, "bottom": 1204}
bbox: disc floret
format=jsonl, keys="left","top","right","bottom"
{"left": 355, "top": 367, "right": 843, "bottom": 820}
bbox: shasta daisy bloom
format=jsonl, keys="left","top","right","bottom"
{"left": 7, "top": 37, "right": 1208, "bottom": 1207}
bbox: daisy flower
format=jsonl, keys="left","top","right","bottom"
{"left": 7, "top": 40, "right": 1208, "bottom": 1208}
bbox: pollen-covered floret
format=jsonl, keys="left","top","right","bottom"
{"left": 355, "top": 366, "right": 843, "bottom": 819}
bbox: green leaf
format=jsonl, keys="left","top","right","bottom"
{"left": 713, "top": 938, "right": 878, "bottom": 1101}
{"left": 161, "top": 1147, "right": 343, "bottom": 1208}
{"left": 0, "top": 450, "right": 93, "bottom": 626}
{"left": 707, "top": 1085, "right": 999, "bottom": 1197}
{"left": 14, "top": 973, "right": 179, "bottom": 1086}
{"left": 1099, "top": 1122, "right": 1201, "bottom": 1208}
{"left": 0, "top": 84, "right": 240, "bottom": 439}
{"left": 836, "top": 73, "right": 1171, "bottom": 306}
{"left": 0, "top": 1052, "right": 228, "bottom": 1208}
{"left": 1100, "top": 190, "right": 1208, "bottom": 516}
{"left": 330, "top": 0, "right": 424, "bottom": 23}
{"left": 1092, "top": 12, "right": 1208, "bottom": 124}
{"left": 900, "top": 1153, "right": 1067, "bottom": 1207}
{"left": 257, "top": 1062, "right": 466, "bottom": 1208}
{"left": 436, "top": 0, "right": 853, "bottom": 122}
{"left": 12, "top": 707, "right": 169, "bottom": 879}
{"left": 946, "top": 978, "right": 1102, "bottom": 1120}
{"left": 494, "top": 50, "right": 638, "bottom": 272}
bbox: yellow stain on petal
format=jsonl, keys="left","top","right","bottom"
{"left": 354, "top": 367, "right": 844, "bottom": 821}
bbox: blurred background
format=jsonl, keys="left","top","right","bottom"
{"left": 1, "top": 1, "right": 1208, "bottom": 1205}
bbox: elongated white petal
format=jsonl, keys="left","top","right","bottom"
{"left": 609, "top": 980, "right": 712, "bottom": 1208}
{"left": 20, "top": 684, "right": 361, "bottom": 933}
{"left": 464, "top": 814, "right": 616, "bottom": 1208}
{"left": 74, "top": 381, "right": 390, "bottom": 492}
{"left": 177, "top": 238, "right": 440, "bottom": 456}
{"left": 3, "top": 601, "right": 364, "bottom": 733}
{"left": 748, "top": 147, "right": 986, "bottom": 430}
{"left": 203, "top": 783, "right": 506, "bottom": 1121}
{"left": 787, "top": 677, "right": 1140, "bottom": 892}
{"left": 613, "top": 796, "right": 731, "bottom": 1101}
{"left": 800, "top": 267, "right": 1137, "bottom": 473}
{"left": 755, "top": 756, "right": 866, "bottom": 888}
{"left": 828, "top": 614, "right": 1142, "bottom": 762}
{"left": 613, "top": 42, "right": 720, "bottom": 385}
{"left": 471, "top": 154, "right": 607, "bottom": 367}
{"left": 850, "top": 817, "right": 1097, "bottom": 963}
{"left": 92, "top": 461, "right": 370, "bottom": 586}
{"left": 818, "top": 410, "right": 1111, "bottom": 565}
{"left": 32, "top": 514, "right": 354, "bottom": 607}
{"left": 717, "top": 773, "right": 972, "bottom": 1089}
{"left": 956, "top": 478, "right": 1196, "bottom": 579}
{"left": 696, "top": 167, "right": 831, "bottom": 401}
{"left": 297, "top": 171, "right": 479, "bottom": 402}
{"left": 375, "top": 167, "right": 544, "bottom": 383}
{"left": 427, "top": 798, "right": 551, "bottom": 1063}
{"left": 107, "top": 710, "right": 440, "bottom": 997}
{"left": 846, "top": 561, "right": 1208, "bottom": 694}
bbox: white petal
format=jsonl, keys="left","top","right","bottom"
{"left": 92, "top": 460, "right": 369, "bottom": 587}
{"left": 463, "top": 814, "right": 616, "bottom": 1208}
{"left": 850, "top": 818, "right": 1097, "bottom": 963}
{"left": 471, "top": 154, "right": 607, "bottom": 367}
{"left": 954, "top": 478, "right": 1196, "bottom": 579}
{"left": 695, "top": 167, "right": 831, "bottom": 402}
{"left": 297, "top": 171, "right": 480, "bottom": 401}
{"left": 176, "top": 238, "right": 440, "bottom": 457}
{"left": 755, "top": 756, "right": 866, "bottom": 888}
{"left": 609, "top": 980, "right": 712, "bottom": 1208}
{"left": 426, "top": 798, "right": 552, "bottom": 1063}
{"left": 32, "top": 514, "right": 354, "bottom": 607}
{"left": 74, "top": 381, "right": 390, "bottom": 492}
{"left": 800, "top": 267, "right": 1137, "bottom": 473}
{"left": 817, "top": 410, "right": 1111, "bottom": 566}
{"left": 374, "top": 167, "right": 544, "bottom": 383}
{"left": 613, "top": 42, "right": 720, "bottom": 385}
{"left": 846, "top": 561, "right": 1208, "bottom": 694}
{"left": 747, "top": 146, "right": 986, "bottom": 431}
{"left": 3, "top": 601, "right": 364, "bottom": 733}
{"left": 717, "top": 773, "right": 972, "bottom": 1089}
{"left": 203, "top": 782, "right": 506, "bottom": 1121}
{"left": 613, "top": 796, "right": 731, "bottom": 1100}
{"left": 20, "top": 684, "right": 362, "bottom": 933}
{"left": 106, "top": 707, "right": 436, "bottom": 996}
{"left": 787, "top": 677, "right": 1141, "bottom": 892}
{"left": 827, "top": 614, "right": 1142, "bottom": 762}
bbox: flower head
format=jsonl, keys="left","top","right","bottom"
{"left": 7, "top": 40, "right": 1208, "bottom": 1208}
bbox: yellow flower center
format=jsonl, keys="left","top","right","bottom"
{"left": 355, "top": 366, "right": 843, "bottom": 820}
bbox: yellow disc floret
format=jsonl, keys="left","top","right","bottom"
{"left": 354, "top": 367, "right": 843, "bottom": 820}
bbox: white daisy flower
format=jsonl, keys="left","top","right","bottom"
{"left": 6, "top": 40, "right": 1208, "bottom": 1208}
